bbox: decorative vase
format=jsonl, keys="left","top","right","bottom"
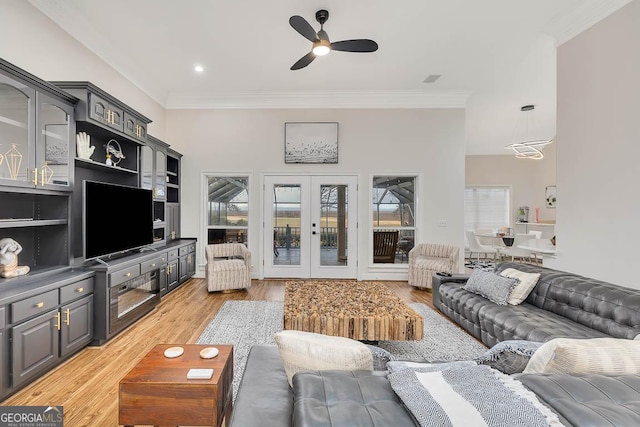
{"left": 517, "top": 206, "right": 529, "bottom": 223}
{"left": 535, "top": 207, "right": 540, "bottom": 223}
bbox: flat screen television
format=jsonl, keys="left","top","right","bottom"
{"left": 83, "top": 180, "right": 154, "bottom": 261}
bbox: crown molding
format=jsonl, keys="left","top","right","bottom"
{"left": 27, "top": 0, "right": 168, "bottom": 106}
{"left": 165, "top": 90, "right": 469, "bottom": 109}
{"left": 544, "top": 0, "right": 633, "bottom": 45}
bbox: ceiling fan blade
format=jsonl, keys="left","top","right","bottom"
{"left": 330, "top": 39, "right": 378, "bottom": 53}
{"left": 289, "top": 15, "right": 317, "bottom": 42}
{"left": 290, "top": 52, "right": 316, "bottom": 70}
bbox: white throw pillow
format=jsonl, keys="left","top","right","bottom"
{"left": 500, "top": 268, "right": 540, "bottom": 305}
{"left": 524, "top": 337, "right": 640, "bottom": 375}
{"left": 274, "top": 330, "right": 373, "bottom": 387}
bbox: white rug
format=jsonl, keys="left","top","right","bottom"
{"left": 197, "top": 300, "right": 487, "bottom": 400}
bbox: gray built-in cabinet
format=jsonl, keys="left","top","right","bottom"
{"left": 0, "top": 59, "right": 194, "bottom": 401}
{"left": 166, "top": 148, "right": 182, "bottom": 240}
{"left": 142, "top": 135, "right": 170, "bottom": 243}
{"left": 10, "top": 273, "right": 94, "bottom": 390}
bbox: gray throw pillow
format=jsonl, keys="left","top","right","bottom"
{"left": 463, "top": 268, "right": 519, "bottom": 305}
{"left": 475, "top": 340, "right": 543, "bottom": 375}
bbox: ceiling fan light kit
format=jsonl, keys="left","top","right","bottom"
{"left": 504, "top": 104, "right": 553, "bottom": 160}
{"left": 289, "top": 9, "right": 378, "bottom": 70}
{"left": 312, "top": 39, "right": 331, "bottom": 56}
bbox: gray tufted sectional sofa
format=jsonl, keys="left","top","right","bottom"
{"left": 433, "top": 261, "right": 640, "bottom": 347}
{"left": 229, "top": 262, "right": 640, "bottom": 427}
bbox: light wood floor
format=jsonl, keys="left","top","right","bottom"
{"left": 1, "top": 278, "right": 437, "bottom": 426}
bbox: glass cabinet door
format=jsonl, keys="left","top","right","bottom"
{"left": 0, "top": 76, "right": 35, "bottom": 187}
{"left": 140, "top": 145, "right": 153, "bottom": 190}
{"left": 155, "top": 150, "right": 166, "bottom": 198}
{"left": 38, "top": 93, "right": 73, "bottom": 188}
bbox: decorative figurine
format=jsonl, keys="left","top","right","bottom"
{"left": 0, "top": 238, "right": 30, "bottom": 278}
{"left": 76, "top": 132, "right": 95, "bottom": 160}
{"left": 5, "top": 144, "right": 23, "bottom": 180}
{"left": 105, "top": 139, "right": 124, "bottom": 166}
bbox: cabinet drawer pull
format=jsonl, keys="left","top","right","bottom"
{"left": 55, "top": 312, "right": 61, "bottom": 330}
{"left": 76, "top": 287, "right": 84, "bottom": 293}
{"left": 35, "top": 302, "right": 44, "bottom": 309}
{"left": 151, "top": 263, "right": 156, "bottom": 267}
{"left": 32, "top": 168, "right": 39, "bottom": 186}
{"left": 125, "top": 272, "right": 131, "bottom": 277}
{"left": 65, "top": 308, "right": 70, "bottom": 326}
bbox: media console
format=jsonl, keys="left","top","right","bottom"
{"left": 82, "top": 238, "right": 196, "bottom": 345}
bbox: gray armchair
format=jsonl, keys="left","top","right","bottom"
{"left": 205, "top": 243, "right": 252, "bottom": 292}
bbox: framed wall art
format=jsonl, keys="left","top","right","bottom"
{"left": 285, "top": 122, "right": 338, "bottom": 164}
{"left": 545, "top": 185, "right": 557, "bottom": 208}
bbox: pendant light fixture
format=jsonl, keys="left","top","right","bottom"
{"left": 504, "top": 105, "right": 552, "bottom": 160}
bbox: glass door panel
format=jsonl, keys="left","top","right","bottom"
{"left": 318, "top": 184, "right": 348, "bottom": 267}
{"left": 140, "top": 145, "right": 153, "bottom": 190}
{"left": 39, "top": 97, "right": 71, "bottom": 187}
{"left": 272, "top": 184, "right": 302, "bottom": 266}
{"left": 155, "top": 150, "right": 166, "bottom": 198}
{"left": 264, "top": 175, "right": 357, "bottom": 279}
{"left": 0, "top": 79, "right": 33, "bottom": 186}
{"left": 310, "top": 176, "right": 357, "bottom": 278}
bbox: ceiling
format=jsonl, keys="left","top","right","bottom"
{"left": 28, "top": 0, "right": 630, "bottom": 155}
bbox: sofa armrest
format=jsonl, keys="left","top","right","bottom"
{"left": 228, "top": 345, "right": 293, "bottom": 427}
{"left": 239, "top": 244, "right": 252, "bottom": 270}
{"left": 432, "top": 273, "right": 469, "bottom": 311}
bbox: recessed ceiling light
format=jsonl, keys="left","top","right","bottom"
{"left": 194, "top": 65, "right": 204, "bottom": 73}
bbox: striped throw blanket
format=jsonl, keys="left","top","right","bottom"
{"left": 388, "top": 362, "right": 564, "bottom": 427}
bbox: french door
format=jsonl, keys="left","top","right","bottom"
{"left": 263, "top": 175, "right": 358, "bottom": 278}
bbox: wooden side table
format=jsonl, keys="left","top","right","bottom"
{"left": 119, "top": 344, "right": 233, "bottom": 427}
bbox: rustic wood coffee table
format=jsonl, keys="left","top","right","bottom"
{"left": 284, "top": 281, "right": 423, "bottom": 341}
{"left": 119, "top": 344, "right": 233, "bottom": 427}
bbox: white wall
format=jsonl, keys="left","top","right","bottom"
{"left": 0, "top": 0, "right": 166, "bottom": 138}
{"left": 165, "top": 108, "right": 466, "bottom": 279}
{"left": 2, "top": 0, "right": 467, "bottom": 280}
{"left": 466, "top": 143, "right": 557, "bottom": 230}
{"left": 548, "top": 0, "right": 640, "bottom": 288}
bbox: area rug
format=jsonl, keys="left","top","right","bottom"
{"left": 196, "top": 300, "right": 487, "bottom": 401}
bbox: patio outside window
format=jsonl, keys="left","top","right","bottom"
{"left": 372, "top": 175, "right": 416, "bottom": 264}
{"left": 206, "top": 176, "right": 249, "bottom": 245}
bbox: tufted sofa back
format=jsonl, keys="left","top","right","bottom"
{"left": 495, "top": 262, "right": 640, "bottom": 339}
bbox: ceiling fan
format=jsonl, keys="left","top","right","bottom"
{"left": 289, "top": 9, "right": 378, "bottom": 70}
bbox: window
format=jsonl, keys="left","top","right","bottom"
{"left": 464, "top": 186, "right": 511, "bottom": 233}
{"left": 205, "top": 175, "right": 249, "bottom": 244}
{"left": 371, "top": 175, "right": 416, "bottom": 264}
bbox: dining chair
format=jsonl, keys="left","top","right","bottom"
{"left": 465, "top": 230, "right": 498, "bottom": 262}
{"left": 499, "top": 233, "right": 535, "bottom": 263}
{"left": 528, "top": 230, "right": 542, "bottom": 239}
{"left": 528, "top": 230, "right": 542, "bottom": 263}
